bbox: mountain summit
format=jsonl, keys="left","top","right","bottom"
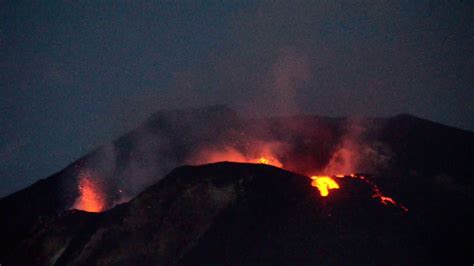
{"left": 4, "top": 162, "right": 418, "bottom": 265}
{"left": 1, "top": 106, "right": 473, "bottom": 264}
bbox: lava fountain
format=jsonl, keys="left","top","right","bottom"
{"left": 73, "top": 172, "right": 105, "bottom": 212}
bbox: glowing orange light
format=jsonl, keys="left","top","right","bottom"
{"left": 307, "top": 173, "right": 408, "bottom": 211}
{"left": 379, "top": 196, "right": 396, "bottom": 205}
{"left": 258, "top": 157, "right": 270, "bottom": 164}
{"left": 73, "top": 174, "right": 104, "bottom": 212}
{"left": 255, "top": 156, "right": 283, "bottom": 168}
{"left": 310, "top": 176, "right": 340, "bottom": 197}
{"left": 358, "top": 174, "right": 408, "bottom": 212}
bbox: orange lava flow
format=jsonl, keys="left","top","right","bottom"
{"left": 379, "top": 196, "right": 396, "bottom": 205}
{"left": 351, "top": 174, "right": 409, "bottom": 212}
{"left": 310, "top": 176, "right": 340, "bottom": 197}
{"left": 308, "top": 173, "right": 408, "bottom": 211}
{"left": 73, "top": 174, "right": 104, "bottom": 212}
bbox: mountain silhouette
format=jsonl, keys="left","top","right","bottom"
{"left": 1, "top": 106, "right": 473, "bottom": 265}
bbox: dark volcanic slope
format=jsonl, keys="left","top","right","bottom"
{"left": 1, "top": 107, "right": 473, "bottom": 265}
{"left": 5, "top": 163, "right": 416, "bottom": 266}
{"left": 0, "top": 105, "right": 243, "bottom": 257}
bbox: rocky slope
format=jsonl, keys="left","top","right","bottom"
{"left": 1, "top": 106, "right": 473, "bottom": 265}
{"left": 4, "top": 162, "right": 425, "bottom": 265}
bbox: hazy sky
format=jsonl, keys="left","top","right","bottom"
{"left": 1, "top": 0, "right": 473, "bottom": 196}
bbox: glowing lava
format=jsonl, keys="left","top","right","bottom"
{"left": 310, "top": 176, "right": 340, "bottom": 197}
{"left": 255, "top": 156, "right": 283, "bottom": 168}
{"left": 73, "top": 173, "right": 105, "bottom": 212}
{"left": 378, "top": 196, "right": 397, "bottom": 205}
{"left": 349, "top": 173, "right": 408, "bottom": 211}
{"left": 308, "top": 173, "right": 408, "bottom": 211}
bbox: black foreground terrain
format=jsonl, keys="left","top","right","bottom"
{"left": 2, "top": 162, "right": 473, "bottom": 265}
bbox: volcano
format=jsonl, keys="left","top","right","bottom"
{"left": 1, "top": 106, "right": 473, "bottom": 265}
{"left": 0, "top": 163, "right": 417, "bottom": 265}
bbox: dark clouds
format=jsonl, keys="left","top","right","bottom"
{"left": 1, "top": 0, "right": 473, "bottom": 196}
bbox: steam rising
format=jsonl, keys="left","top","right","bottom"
{"left": 263, "top": 48, "right": 312, "bottom": 115}
{"left": 72, "top": 102, "right": 397, "bottom": 212}
{"left": 322, "top": 118, "right": 393, "bottom": 175}
{"left": 186, "top": 141, "right": 285, "bottom": 168}
{"left": 70, "top": 46, "right": 393, "bottom": 211}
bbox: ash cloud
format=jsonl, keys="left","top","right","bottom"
{"left": 71, "top": 106, "right": 242, "bottom": 209}
{"left": 322, "top": 118, "right": 394, "bottom": 175}
{"left": 70, "top": 105, "right": 396, "bottom": 211}
{"left": 186, "top": 140, "right": 286, "bottom": 169}
{"left": 260, "top": 47, "right": 312, "bottom": 115}
{"left": 69, "top": 42, "right": 393, "bottom": 211}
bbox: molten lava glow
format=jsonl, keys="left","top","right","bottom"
{"left": 255, "top": 156, "right": 283, "bottom": 168}
{"left": 308, "top": 174, "right": 408, "bottom": 211}
{"left": 187, "top": 146, "right": 283, "bottom": 168}
{"left": 378, "top": 196, "right": 396, "bottom": 205}
{"left": 258, "top": 157, "right": 270, "bottom": 164}
{"left": 351, "top": 174, "right": 409, "bottom": 211}
{"left": 310, "top": 176, "right": 340, "bottom": 197}
{"left": 73, "top": 174, "right": 104, "bottom": 212}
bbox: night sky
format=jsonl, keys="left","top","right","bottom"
{"left": 1, "top": 1, "right": 473, "bottom": 196}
